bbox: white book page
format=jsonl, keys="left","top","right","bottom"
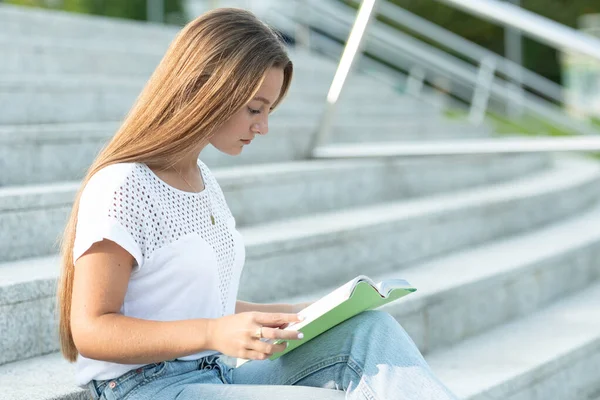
{"left": 276, "top": 275, "right": 369, "bottom": 335}
{"left": 375, "top": 279, "right": 413, "bottom": 296}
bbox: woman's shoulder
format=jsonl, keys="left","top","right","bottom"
{"left": 197, "top": 158, "right": 211, "bottom": 176}
{"left": 82, "top": 162, "right": 143, "bottom": 201}
{"left": 197, "top": 159, "right": 218, "bottom": 187}
{"left": 91, "top": 162, "right": 140, "bottom": 182}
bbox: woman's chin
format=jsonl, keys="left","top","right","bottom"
{"left": 222, "top": 146, "right": 244, "bottom": 156}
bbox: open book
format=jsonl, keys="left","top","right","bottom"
{"left": 235, "top": 275, "right": 416, "bottom": 368}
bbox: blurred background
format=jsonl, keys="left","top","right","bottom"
{"left": 3, "top": 0, "right": 600, "bottom": 131}
{"left": 1, "top": 1, "right": 600, "bottom": 399}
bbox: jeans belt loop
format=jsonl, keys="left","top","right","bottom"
{"left": 86, "top": 381, "right": 100, "bottom": 400}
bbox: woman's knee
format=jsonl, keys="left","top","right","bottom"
{"left": 345, "top": 310, "right": 417, "bottom": 348}
{"left": 348, "top": 310, "right": 399, "bottom": 334}
{"left": 356, "top": 310, "right": 397, "bottom": 324}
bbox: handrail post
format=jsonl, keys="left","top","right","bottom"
{"left": 295, "top": 0, "right": 311, "bottom": 49}
{"left": 307, "top": 0, "right": 381, "bottom": 158}
{"left": 504, "top": 0, "right": 524, "bottom": 118}
{"left": 505, "top": 63, "right": 524, "bottom": 118}
{"left": 405, "top": 66, "right": 426, "bottom": 98}
{"left": 469, "top": 56, "right": 497, "bottom": 125}
{"left": 146, "top": 0, "right": 164, "bottom": 23}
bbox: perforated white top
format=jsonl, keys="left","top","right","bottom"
{"left": 72, "top": 159, "right": 245, "bottom": 387}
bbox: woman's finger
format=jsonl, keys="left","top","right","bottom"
{"left": 253, "top": 312, "right": 303, "bottom": 327}
{"left": 241, "top": 349, "right": 271, "bottom": 361}
{"left": 259, "top": 326, "right": 304, "bottom": 341}
{"left": 249, "top": 339, "right": 287, "bottom": 355}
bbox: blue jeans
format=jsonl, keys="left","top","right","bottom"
{"left": 87, "top": 310, "right": 457, "bottom": 399}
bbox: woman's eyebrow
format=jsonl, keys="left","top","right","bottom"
{"left": 253, "top": 96, "right": 273, "bottom": 105}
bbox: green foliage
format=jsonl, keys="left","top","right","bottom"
{"left": 4, "top": 0, "right": 185, "bottom": 23}
{"left": 444, "top": 108, "right": 600, "bottom": 159}
{"left": 444, "top": 107, "right": 580, "bottom": 136}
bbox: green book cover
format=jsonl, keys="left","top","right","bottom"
{"left": 235, "top": 275, "right": 416, "bottom": 367}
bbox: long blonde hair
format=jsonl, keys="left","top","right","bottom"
{"left": 57, "top": 8, "right": 293, "bottom": 362}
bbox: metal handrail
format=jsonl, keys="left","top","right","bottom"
{"left": 378, "top": 3, "right": 564, "bottom": 104}
{"left": 356, "top": 14, "right": 599, "bottom": 134}
{"left": 313, "top": 136, "right": 600, "bottom": 158}
{"left": 436, "top": 0, "right": 600, "bottom": 62}
{"left": 274, "top": 0, "right": 600, "bottom": 158}
{"left": 292, "top": 1, "right": 599, "bottom": 126}
{"left": 306, "top": 0, "right": 380, "bottom": 155}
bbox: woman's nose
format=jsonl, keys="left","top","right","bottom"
{"left": 252, "top": 121, "right": 268, "bottom": 136}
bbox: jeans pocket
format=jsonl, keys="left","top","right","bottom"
{"left": 118, "top": 362, "right": 170, "bottom": 399}
{"left": 100, "top": 363, "right": 169, "bottom": 400}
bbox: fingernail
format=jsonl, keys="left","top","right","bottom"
{"left": 298, "top": 333, "right": 304, "bottom": 339}
{"left": 298, "top": 315, "right": 305, "bottom": 321}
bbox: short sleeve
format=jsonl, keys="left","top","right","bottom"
{"left": 73, "top": 166, "right": 145, "bottom": 271}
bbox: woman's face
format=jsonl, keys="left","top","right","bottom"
{"left": 209, "top": 67, "right": 284, "bottom": 156}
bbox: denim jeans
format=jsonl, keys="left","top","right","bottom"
{"left": 87, "top": 310, "right": 458, "bottom": 400}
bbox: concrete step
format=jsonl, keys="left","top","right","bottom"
{"left": 0, "top": 118, "right": 491, "bottom": 186}
{"left": 0, "top": 354, "right": 343, "bottom": 400}
{"left": 282, "top": 197, "right": 600, "bottom": 355}
{"left": 0, "top": 32, "right": 450, "bottom": 117}
{"left": 0, "top": 5, "right": 350, "bottom": 78}
{"left": 0, "top": 74, "right": 424, "bottom": 125}
{"left": 0, "top": 35, "right": 357, "bottom": 86}
{"left": 0, "top": 35, "right": 341, "bottom": 77}
{"left": 236, "top": 157, "right": 600, "bottom": 302}
{"left": 0, "top": 3, "right": 178, "bottom": 46}
{"left": 428, "top": 281, "right": 600, "bottom": 400}
{"left": 0, "top": 5, "right": 336, "bottom": 67}
{"left": 0, "top": 35, "right": 163, "bottom": 77}
{"left": 0, "top": 353, "right": 86, "bottom": 400}
{"left": 2, "top": 194, "right": 600, "bottom": 398}
{"left": 0, "top": 153, "right": 546, "bottom": 262}
{"left": 1, "top": 157, "right": 597, "bottom": 364}
{"left": 0, "top": 5, "right": 343, "bottom": 75}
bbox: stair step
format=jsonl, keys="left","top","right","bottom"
{"left": 0, "top": 34, "right": 163, "bottom": 77}
{"left": 428, "top": 282, "right": 600, "bottom": 400}
{"left": 0, "top": 73, "right": 398, "bottom": 96}
{"left": 0, "top": 153, "right": 548, "bottom": 262}
{"left": 0, "top": 116, "right": 491, "bottom": 186}
{"left": 237, "top": 157, "right": 600, "bottom": 301}
{"left": 0, "top": 74, "right": 421, "bottom": 125}
{"left": 282, "top": 198, "right": 600, "bottom": 355}
{"left": 0, "top": 3, "right": 178, "bottom": 45}
{"left": 0, "top": 353, "right": 84, "bottom": 400}
{"left": 3, "top": 200, "right": 600, "bottom": 397}
{"left": 0, "top": 34, "right": 340, "bottom": 77}
{"left": 0, "top": 351, "right": 346, "bottom": 400}
{"left": 1, "top": 157, "right": 598, "bottom": 364}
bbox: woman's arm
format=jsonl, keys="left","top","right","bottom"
{"left": 236, "top": 300, "right": 314, "bottom": 314}
{"left": 71, "top": 239, "right": 213, "bottom": 365}
{"left": 71, "top": 240, "right": 306, "bottom": 365}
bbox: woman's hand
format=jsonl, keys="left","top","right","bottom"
{"left": 206, "top": 312, "right": 304, "bottom": 360}
{"left": 276, "top": 301, "right": 314, "bottom": 329}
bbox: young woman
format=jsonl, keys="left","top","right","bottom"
{"left": 57, "top": 8, "right": 458, "bottom": 400}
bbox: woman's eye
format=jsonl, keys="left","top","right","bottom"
{"left": 248, "top": 107, "right": 261, "bottom": 115}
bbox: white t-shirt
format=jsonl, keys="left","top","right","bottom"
{"left": 72, "top": 160, "right": 246, "bottom": 387}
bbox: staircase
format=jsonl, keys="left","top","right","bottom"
{"left": 1, "top": 4, "right": 599, "bottom": 400}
